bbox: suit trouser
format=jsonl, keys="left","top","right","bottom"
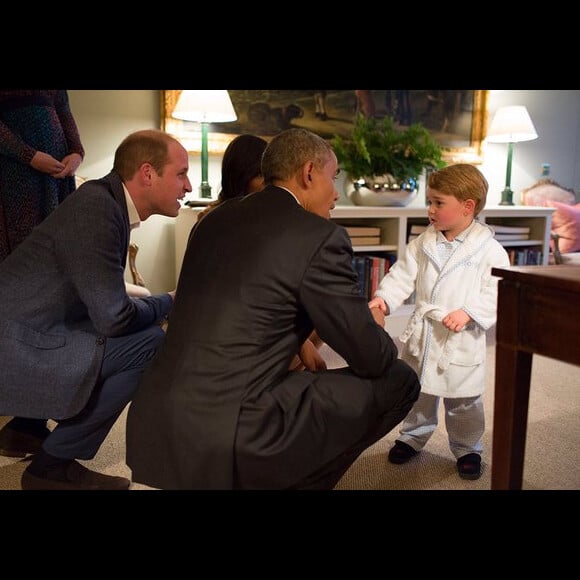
{"left": 289, "top": 358, "right": 421, "bottom": 490}
{"left": 43, "top": 325, "right": 165, "bottom": 460}
{"left": 397, "top": 392, "right": 485, "bottom": 458}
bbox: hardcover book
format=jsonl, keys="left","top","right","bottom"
{"left": 344, "top": 225, "right": 381, "bottom": 237}
{"left": 350, "top": 236, "right": 381, "bottom": 246}
{"left": 494, "top": 233, "right": 530, "bottom": 241}
{"left": 491, "top": 224, "right": 531, "bottom": 234}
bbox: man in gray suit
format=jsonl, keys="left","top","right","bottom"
{"left": 0, "top": 129, "right": 191, "bottom": 490}
{"left": 126, "top": 128, "right": 420, "bottom": 490}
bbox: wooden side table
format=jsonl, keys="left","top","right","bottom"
{"left": 491, "top": 265, "right": 580, "bottom": 489}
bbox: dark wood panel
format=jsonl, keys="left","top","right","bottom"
{"left": 492, "top": 265, "right": 580, "bottom": 489}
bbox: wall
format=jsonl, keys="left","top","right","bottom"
{"left": 68, "top": 90, "right": 175, "bottom": 294}
{"left": 68, "top": 90, "right": 580, "bottom": 292}
{"left": 482, "top": 90, "right": 580, "bottom": 201}
{"left": 375, "top": 90, "right": 580, "bottom": 210}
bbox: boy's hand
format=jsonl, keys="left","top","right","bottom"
{"left": 442, "top": 309, "right": 471, "bottom": 332}
{"left": 368, "top": 297, "right": 387, "bottom": 314}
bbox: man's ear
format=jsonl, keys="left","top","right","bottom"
{"left": 139, "top": 162, "right": 154, "bottom": 185}
{"left": 302, "top": 161, "right": 314, "bottom": 185}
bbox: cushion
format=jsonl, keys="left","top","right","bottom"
{"left": 561, "top": 252, "right": 580, "bottom": 265}
{"left": 548, "top": 201, "right": 580, "bottom": 253}
{"left": 521, "top": 179, "right": 576, "bottom": 207}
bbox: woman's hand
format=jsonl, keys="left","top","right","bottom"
{"left": 53, "top": 152, "right": 83, "bottom": 178}
{"left": 30, "top": 151, "right": 65, "bottom": 176}
{"left": 30, "top": 151, "right": 83, "bottom": 178}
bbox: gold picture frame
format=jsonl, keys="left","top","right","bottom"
{"left": 161, "top": 90, "right": 489, "bottom": 163}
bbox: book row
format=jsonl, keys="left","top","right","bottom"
{"left": 507, "top": 247, "right": 543, "bottom": 265}
{"left": 352, "top": 253, "right": 397, "bottom": 301}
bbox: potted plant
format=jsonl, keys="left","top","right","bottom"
{"left": 331, "top": 113, "right": 446, "bottom": 206}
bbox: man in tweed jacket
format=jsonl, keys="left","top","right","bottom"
{"left": 0, "top": 129, "right": 190, "bottom": 490}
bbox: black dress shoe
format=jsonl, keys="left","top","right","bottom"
{"left": 21, "top": 460, "right": 131, "bottom": 491}
{"left": 388, "top": 440, "right": 419, "bottom": 464}
{"left": 457, "top": 453, "right": 482, "bottom": 480}
{"left": 0, "top": 418, "right": 51, "bottom": 458}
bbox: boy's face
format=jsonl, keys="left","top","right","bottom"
{"left": 426, "top": 188, "right": 475, "bottom": 240}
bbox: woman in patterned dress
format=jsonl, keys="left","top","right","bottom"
{"left": 0, "top": 89, "right": 84, "bottom": 260}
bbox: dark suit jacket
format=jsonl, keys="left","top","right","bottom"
{"left": 0, "top": 171, "right": 172, "bottom": 420}
{"left": 126, "top": 186, "right": 399, "bottom": 489}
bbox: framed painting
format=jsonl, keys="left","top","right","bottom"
{"left": 161, "top": 90, "right": 489, "bottom": 163}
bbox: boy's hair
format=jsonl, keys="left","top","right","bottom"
{"left": 427, "top": 163, "right": 488, "bottom": 216}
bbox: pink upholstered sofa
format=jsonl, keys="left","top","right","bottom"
{"left": 521, "top": 179, "right": 580, "bottom": 265}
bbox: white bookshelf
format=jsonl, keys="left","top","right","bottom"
{"left": 330, "top": 205, "right": 554, "bottom": 260}
{"left": 175, "top": 204, "right": 555, "bottom": 337}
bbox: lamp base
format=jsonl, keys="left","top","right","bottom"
{"left": 499, "top": 187, "right": 514, "bottom": 206}
{"left": 199, "top": 182, "right": 212, "bottom": 199}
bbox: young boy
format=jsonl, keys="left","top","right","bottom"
{"left": 369, "top": 164, "right": 510, "bottom": 480}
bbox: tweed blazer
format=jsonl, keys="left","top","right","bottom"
{"left": 0, "top": 171, "right": 172, "bottom": 420}
{"left": 127, "top": 186, "right": 401, "bottom": 489}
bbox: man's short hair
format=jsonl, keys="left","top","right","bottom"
{"left": 113, "top": 129, "right": 179, "bottom": 181}
{"left": 262, "top": 128, "right": 333, "bottom": 184}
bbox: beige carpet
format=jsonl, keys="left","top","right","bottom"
{"left": 1, "top": 330, "right": 579, "bottom": 491}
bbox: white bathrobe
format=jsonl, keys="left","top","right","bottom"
{"left": 375, "top": 221, "right": 510, "bottom": 398}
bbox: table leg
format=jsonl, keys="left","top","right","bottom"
{"left": 491, "top": 344, "right": 533, "bottom": 490}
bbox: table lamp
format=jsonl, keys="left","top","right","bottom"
{"left": 172, "top": 90, "right": 238, "bottom": 198}
{"left": 486, "top": 105, "right": 538, "bottom": 206}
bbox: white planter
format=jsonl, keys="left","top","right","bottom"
{"left": 347, "top": 175, "right": 418, "bottom": 207}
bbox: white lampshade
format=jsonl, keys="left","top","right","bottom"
{"left": 172, "top": 90, "right": 237, "bottom": 123}
{"left": 486, "top": 105, "right": 538, "bottom": 144}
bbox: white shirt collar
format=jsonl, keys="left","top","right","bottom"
{"left": 436, "top": 219, "right": 476, "bottom": 244}
{"left": 123, "top": 183, "right": 141, "bottom": 230}
{"left": 276, "top": 185, "right": 302, "bottom": 207}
